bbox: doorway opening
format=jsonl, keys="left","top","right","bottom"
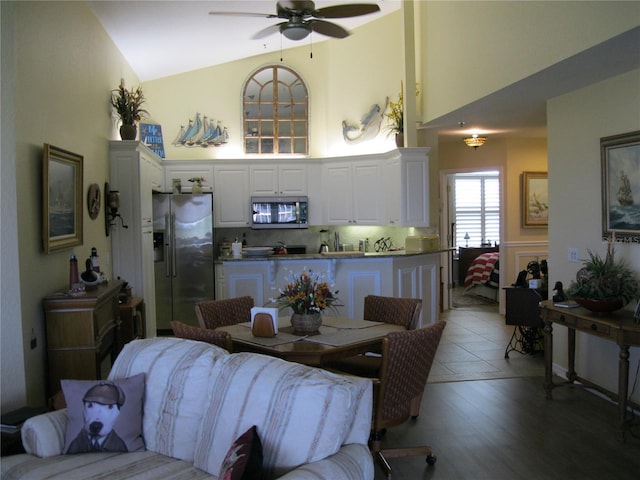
{"left": 440, "top": 168, "right": 503, "bottom": 310}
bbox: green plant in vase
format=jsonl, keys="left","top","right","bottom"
{"left": 110, "top": 80, "right": 148, "bottom": 140}
{"left": 567, "top": 237, "right": 639, "bottom": 314}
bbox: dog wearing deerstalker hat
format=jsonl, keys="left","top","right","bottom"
{"left": 66, "top": 382, "right": 128, "bottom": 454}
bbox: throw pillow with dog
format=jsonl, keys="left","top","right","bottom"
{"left": 61, "top": 373, "right": 146, "bottom": 454}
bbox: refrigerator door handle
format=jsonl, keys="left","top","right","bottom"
{"left": 171, "top": 212, "right": 177, "bottom": 278}
{"left": 164, "top": 213, "right": 171, "bottom": 277}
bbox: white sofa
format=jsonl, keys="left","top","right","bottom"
{"left": 1, "top": 338, "right": 374, "bottom": 479}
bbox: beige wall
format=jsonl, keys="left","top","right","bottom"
{"left": 548, "top": 68, "right": 640, "bottom": 403}
{"left": 420, "top": 1, "right": 640, "bottom": 122}
{"left": 144, "top": 10, "right": 404, "bottom": 160}
{"left": 2, "top": 1, "right": 138, "bottom": 407}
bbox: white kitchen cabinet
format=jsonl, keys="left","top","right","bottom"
{"left": 213, "top": 164, "right": 250, "bottom": 227}
{"left": 384, "top": 148, "right": 430, "bottom": 227}
{"left": 109, "top": 141, "right": 160, "bottom": 336}
{"left": 250, "top": 163, "right": 307, "bottom": 196}
{"left": 164, "top": 162, "right": 214, "bottom": 193}
{"left": 323, "top": 159, "right": 384, "bottom": 225}
{"left": 219, "top": 261, "right": 270, "bottom": 306}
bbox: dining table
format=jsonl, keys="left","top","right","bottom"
{"left": 218, "top": 315, "right": 405, "bottom": 367}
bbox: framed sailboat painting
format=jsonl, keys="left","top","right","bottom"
{"left": 601, "top": 131, "right": 640, "bottom": 243}
{"left": 43, "top": 144, "right": 83, "bottom": 253}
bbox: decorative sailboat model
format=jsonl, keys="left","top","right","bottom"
{"left": 173, "top": 113, "right": 229, "bottom": 148}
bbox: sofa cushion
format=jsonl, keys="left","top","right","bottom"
{"left": 194, "top": 353, "right": 361, "bottom": 478}
{"left": 219, "top": 425, "right": 263, "bottom": 480}
{"left": 108, "top": 337, "right": 229, "bottom": 462}
{"left": 61, "top": 373, "right": 145, "bottom": 454}
{"left": 0, "top": 451, "right": 215, "bottom": 480}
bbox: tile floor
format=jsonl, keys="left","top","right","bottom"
{"left": 429, "top": 301, "right": 544, "bottom": 383}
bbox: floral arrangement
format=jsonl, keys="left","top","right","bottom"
{"left": 110, "top": 81, "right": 148, "bottom": 125}
{"left": 188, "top": 177, "right": 206, "bottom": 186}
{"left": 385, "top": 81, "right": 419, "bottom": 135}
{"left": 273, "top": 269, "right": 340, "bottom": 315}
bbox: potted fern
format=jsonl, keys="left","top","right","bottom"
{"left": 567, "top": 239, "right": 639, "bottom": 314}
{"left": 110, "top": 81, "right": 148, "bottom": 140}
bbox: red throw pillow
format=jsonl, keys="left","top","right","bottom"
{"left": 219, "top": 425, "right": 263, "bottom": 480}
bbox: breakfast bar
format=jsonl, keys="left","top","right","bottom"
{"left": 215, "top": 250, "right": 447, "bottom": 326}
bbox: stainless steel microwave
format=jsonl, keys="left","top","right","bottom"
{"left": 250, "top": 196, "right": 308, "bottom": 229}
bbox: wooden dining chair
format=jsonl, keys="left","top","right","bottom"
{"left": 363, "top": 295, "right": 423, "bottom": 330}
{"left": 170, "top": 320, "right": 233, "bottom": 352}
{"left": 328, "top": 295, "right": 423, "bottom": 408}
{"left": 370, "top": 321, "right": 446, "bottom": 479}
{"left": 194, "top": 296, "right": 254, "bottom": 329}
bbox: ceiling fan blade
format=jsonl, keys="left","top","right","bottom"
{"left": 316, "top": 4, "right": 380, "bottom": 19}
{"left": 309, "top": 19, "right": 350, "bottom": 39}
{"left": 277, "top": 1, "right": 316, "bottom": 14}
{"left": 252, "top": 23, "right": 286, "bottom": 40}
{"left": 209, "top": 11, "right": 277, "bottom": 19}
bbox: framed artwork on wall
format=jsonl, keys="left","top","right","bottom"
{"left": 522, "top": 171, "right": 548, "bottom": 228}
{"left": 43, "top": 144, "right": 83, "bottom": 253}
{"left": 601, "top": 130, "right": 640, "bottom": 243}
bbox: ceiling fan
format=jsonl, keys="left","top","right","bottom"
{"left": 209, "top": 1, "right": 381, "bottom": 41}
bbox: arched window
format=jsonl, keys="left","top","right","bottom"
{"left": 243, "top": 65, "right": 309, "bottom": 155}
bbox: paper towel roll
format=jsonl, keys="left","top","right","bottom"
{"left": 232, "top": 242, "right": 242, "bottom": 258}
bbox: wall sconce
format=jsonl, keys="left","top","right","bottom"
{"left": 464, "top": 232, "right": 470, "bottom": 247}
{"left": 463, "top": 134, "right": 487, "bottom": 149}
{"left": 104, "top": 182, "right": 128, "bottom": 236}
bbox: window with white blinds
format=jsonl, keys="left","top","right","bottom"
{"left": 454, "top": 172, "right": 500, "bottom": 250}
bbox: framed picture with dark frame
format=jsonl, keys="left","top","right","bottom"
{"left": 601, "top": 130, "right": 640, "bottom": 243}
{"left": 43, "top": 144, "right": 83, "bottom": 253}
{"left": 522, "top": 171, "right": 548, "bottom": 228}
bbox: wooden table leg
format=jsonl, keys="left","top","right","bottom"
{"left": 566, "top": 328, "right": 577, "bottom": 382}
{"left": 619, "top": 344, "right": 630, "bottom": 442}
{"left": 544, "top": 319, "right": 553, "bottom": 399}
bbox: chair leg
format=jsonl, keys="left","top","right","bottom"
{"left": 410, "top": 392, "right": 422, "bottom": 418}
{"left": 374, "top": 450, "right": 393, "bottom": 479}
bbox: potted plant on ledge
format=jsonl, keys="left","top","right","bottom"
{"left": 110, "top": 80, "right": 148, "bottom": 140}
{"left": 567, "top": 238, "right": 640, "bottom": 315}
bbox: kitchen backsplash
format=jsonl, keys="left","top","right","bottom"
{"left": 215, "top": 225, "right": 438, "bottom": 256}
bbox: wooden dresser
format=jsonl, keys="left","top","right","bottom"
{"left": 42, "top": 280, "right": 122, "bottom": 396}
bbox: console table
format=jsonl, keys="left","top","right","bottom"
{"left": 539, "top": 300, "right": 640, "bottom": 440}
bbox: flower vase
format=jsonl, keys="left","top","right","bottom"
{"left": 119, "top": 124, "right": 137, "bottom": 141}
{"left": 290, "top": 313, "right": 322, "bottom": 335}
{"left": 395, "top": 133, "right": 404, "bottom": 148}
{"left": 192, "top": 183, "right": 203, "bottom": 194}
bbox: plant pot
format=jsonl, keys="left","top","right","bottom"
{"left": 572, "top": 297, "right": 624, "bottom": 315}
{"left": 290, "top": 313, "right": 322, "bottom": 335}
{"left": 395, "top": 133, "right": 404, "bottom": 148}
{"left": 119, "top": 124, "right": 137, "bottom": 141}
{"left": 192, "top": 183, "right": 203, "bottom": 194}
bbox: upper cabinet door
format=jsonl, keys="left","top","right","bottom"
{"left": 214, "top": 165, "right": 250, "bottom": 227}
{"left": 250, "top": 163, "right": 307, "bottom": 196}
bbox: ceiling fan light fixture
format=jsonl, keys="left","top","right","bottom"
{"left": 281, "top": 23, "right": 311, "bottom": 40}
{"left": 463, "top": 134, "right": 487, "bottom": 149}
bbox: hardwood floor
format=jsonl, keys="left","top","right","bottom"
{"left": 373, "top": 305, "right": 640, "bottom": 480}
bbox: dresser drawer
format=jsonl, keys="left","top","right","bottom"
{"left": 546, "top": 309, "right": 578, "bottom": 327}
{"left": 576, "top": 317, "right": 612, "bottom": 339}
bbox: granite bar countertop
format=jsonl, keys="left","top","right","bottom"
{"left": 214, "top": 249, "right": 451, "bottom": 263}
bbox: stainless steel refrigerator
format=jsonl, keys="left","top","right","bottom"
{"left": 153, "top": 193, "right": 214, "bottom": 332}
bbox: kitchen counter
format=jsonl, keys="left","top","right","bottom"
{"left": 215, "top": 249, "right": 450, "bottom": 263}
{"left": 215, "top": 249, "right": 446, "bottom": 325}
